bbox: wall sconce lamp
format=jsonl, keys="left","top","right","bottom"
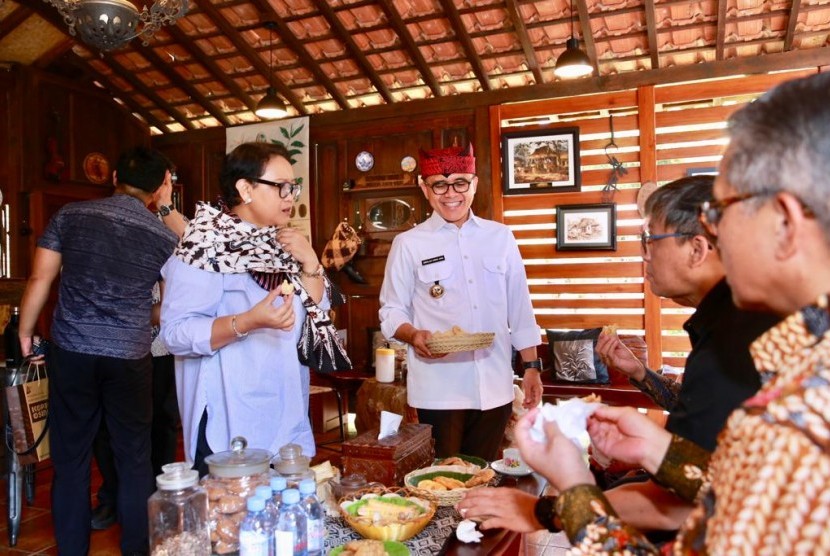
{"left": 554, "top": 0, "right": 594, "bottom": 79}
{"left": 255, "top": 21, "right": 288, "bottom": 120}
{"left": 45, "top": 0, "right": 188, "bottom": 52}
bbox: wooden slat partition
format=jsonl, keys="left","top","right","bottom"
{"left": 492, "top": 72, "right": 815, "bottom": 376}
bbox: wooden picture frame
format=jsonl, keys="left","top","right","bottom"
{"left": 556, "top": 203, "right": 617, "bottom": 251}
{"left": 502, "top": 127, "right": 581, "bottom": 194}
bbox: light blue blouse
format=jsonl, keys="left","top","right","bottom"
{"left": 160, "top": 256, "right": 326, "bottom": 463}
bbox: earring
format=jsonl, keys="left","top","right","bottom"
{"left": 244, "top": 197, "right": 253, "bottom": 205}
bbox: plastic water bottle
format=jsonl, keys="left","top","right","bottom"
{"left": 239, "top": 496, "right": 275, "bottom": 556}
{"left": 267, "top": 475, "right": 287, "bottom": 515}
{"left": 256, "top": 485, "right": 279, "bottom": 524}
{"left": 275, "top": 488, "right": 307, "bottom": 556}
{"left": 298, "top": 479, "right": 324, "bottom": 556}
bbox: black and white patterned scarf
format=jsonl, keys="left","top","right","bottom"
{"left": 174, "top": 202, "right": 351, "bottom": 373}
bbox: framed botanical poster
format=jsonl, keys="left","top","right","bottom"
{"left": 502, "top": 127, "right": 580, "bottom": 194}
{"left": 556, "top": 203, "right": 617, "bottom": 251}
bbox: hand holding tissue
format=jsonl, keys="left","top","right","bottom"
{"left": 530, "top": 397, "right": 603, "bottom": 454}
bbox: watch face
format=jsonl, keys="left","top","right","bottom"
{"left": 401, "top": 155, "right": 416, "bottom": 173}
{"left": 355, "top": 151, "right": 374, "bottom": 172}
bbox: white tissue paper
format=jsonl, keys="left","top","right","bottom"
{"left": 378, "top": 411, "right": 403, "bottom": 440}
{"left": 530, "top": 398, "right": 602, "bottom": 454}
{"left": 456, "top": 520, "right": 483, "bottom": 543}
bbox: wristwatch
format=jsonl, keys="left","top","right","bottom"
{"left": 158, "top": 204, "right": 174, "bottom": 217}
{"left": 533, "top": 495, "right": 562, "bottom": 532}
{"left": 522, "top": 358, "right": 543, "bottom": 371}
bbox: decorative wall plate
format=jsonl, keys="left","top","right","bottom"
{"left": 355, "top": 151, "right": 374, "bottom": 172}
{"left": 83, "top": 152, "right": 110, "bottom": 185}
{"left": 401, "top": 155, "right": 417, "bottom": 173}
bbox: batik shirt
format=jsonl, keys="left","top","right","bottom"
{"left": 556, "top": 295, "right": 830, "bottom": 555}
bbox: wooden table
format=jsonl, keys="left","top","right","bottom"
{"left": 439, "top": 472, "right": 546, "bottom": 555}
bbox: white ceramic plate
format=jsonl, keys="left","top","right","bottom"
{"left": 491, "top": 458, "right": 533, "bottom": 476}
{"left": 355, "top": 150, "right": 375, "bottom": 171}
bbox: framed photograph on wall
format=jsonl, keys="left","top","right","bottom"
{"left": 556, "top": 203, "right": 617, "bottom": 251}
{"left": 502, "top": 127, "right": 580, "bottom": 195}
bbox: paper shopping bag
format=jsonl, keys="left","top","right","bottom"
{"left": 5, "top": 360, "right": 50, "bottom": 465}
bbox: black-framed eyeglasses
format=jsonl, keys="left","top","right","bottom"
{"left": 698, "top": 192, "right": 767, "bottom": 232}
{"left": 425, "top": 178, "right": 472, "bottom": 195}
{"left": 246, "top": 177, "right": 302, "bottom": 200}
{"left": 640, "top": 231, "right": 694, "bottom": 254}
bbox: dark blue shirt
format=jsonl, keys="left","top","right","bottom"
{"left": 38, "top": 193, "right": 178, "bottom": 359}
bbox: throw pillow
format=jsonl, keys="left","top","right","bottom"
{"left": 545, "top": 328, "right": 611, "bottom": 384}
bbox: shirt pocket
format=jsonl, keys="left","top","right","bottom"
{"left": 416, "top": 261, "right": 454, "bottom": 302}
{"left": 481, "top": 256, "right": 508, "bottom": 302}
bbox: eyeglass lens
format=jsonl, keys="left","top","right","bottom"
{"left": 429, "top": 179, "right": 471, "bottom": 194}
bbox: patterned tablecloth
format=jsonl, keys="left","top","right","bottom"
{"left": 324, "top": 505, "right": 464, "bottom": 555}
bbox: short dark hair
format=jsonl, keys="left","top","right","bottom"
{"left": 645, "top": 175, "right": 714, "bottom": 243}
{"left": 219, "top": 142, "right": 292, "bottom": 207}
{"left": 115, "top": 147, "right": 173, "bottom": 193}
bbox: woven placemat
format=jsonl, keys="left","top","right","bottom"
{"left": 425, "top": 332, "right": 495, "bottom": 354}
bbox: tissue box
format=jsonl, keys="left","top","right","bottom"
{"left": 342, "top": 423, "right": 435, "bottom": 486}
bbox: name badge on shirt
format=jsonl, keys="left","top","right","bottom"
{"left": 421, "top": 255, "right": 445, "bottom": 266}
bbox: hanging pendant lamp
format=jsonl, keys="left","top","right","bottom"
{"left": 554, "top": 0, "right": 593, "bottom": 79}
{"left": 256, "top": 22, "right": 288, "bottom": 119}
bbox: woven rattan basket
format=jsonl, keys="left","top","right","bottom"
{"left": 425, "top": 332, "right": 495, "bottom": 354}
{"left": 339, "top": 487, "right": 436, "bottom": 541}
{"left": 404, "top": 465, "right": 494, "bottom": 506}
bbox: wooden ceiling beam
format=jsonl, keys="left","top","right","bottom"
{"left": 310, "top": 47, "right": 830, "bottom": 127}
{"left": 191, "top": 0, "right": 307, "bottom": 115}
{"left": 66, "top": 53, "right": 171, "bottom": 133}
{"left": 132, "top": 43, "right": 231, "bottom": 126}
{"left": 247, "top": 0, "right": 350, "bottom": 110}
{"left": 437, "top": 0, "right": 492, "bottom": 91}
{"left": 784, "top": 0, "right": 802, "bottom": 51}
{"left": 375, "top": 0, "right": 443, "bottom": 97}
{"left": 575, "top": 0, "right": 599, "bottom": 76}
{"left": 505, "top": 0, "right": 546, "bottom": 84}
{"left": 643, "top": 0, "right": 660, "bottom": 69}
{"left": 311, "top": 0, "right": 393, "bottom": 104}
{"left": 0, "top": 5, "right": 32, "bottom": 41}
{"left": 715, "top": 0, "right": 727, "bottom": 61}
{"left": 164, "top": 24, "right": 258, "bottom": 114}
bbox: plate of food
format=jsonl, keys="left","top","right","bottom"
{"left": 330, "top": 539, "right": 410, "bottom": 555}
{"left": 339, "top": 489, "right": 435, "bottom": 541}
{"left": 405, "top": 465, "right": 496, "bottom": 506}
{"left": 491, "top": 458, "right": 533, "bottom": 476}
{"left": 425, "top": 326, "right": 495, "bottom": 354}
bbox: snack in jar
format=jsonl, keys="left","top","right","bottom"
{"left": 201, "top": 437, "right": 274, "bottom": 554}
{"left": 148, "top": 462, "right": 211, "bottom": 556}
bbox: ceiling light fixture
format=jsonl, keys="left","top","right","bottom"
{"left": 255, "top": 22, "right": 288, "bottom": 120}
{"left": 554, "top": 0, "right": 593, "bottom": 79}
{"left": 44, "top": 0, "right": 188, "bottom": 52}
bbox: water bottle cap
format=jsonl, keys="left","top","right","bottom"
{"left": 270, "top": 476, "right": 287, "bottom": 492}
{"left": 255, "top": 485, "right": 272, "bottom": 500}
{"left": 247, "top": 496, "right": 266, "bottom": 512}
{"left": 298, "top": 478, "right": 316, "bottom": 494}
{"left": 282, "top": 488, "right": 300, "bottom": 504}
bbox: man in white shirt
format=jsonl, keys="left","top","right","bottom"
{"left": 379, "top": 144, "right": 542, "bottom": 460}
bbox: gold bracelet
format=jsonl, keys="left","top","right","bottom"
{"left": 300, "top": 264, "right": 324, "bottom": 279}
{"left": 231, "top": 315, "right": 248, "bottom": 339}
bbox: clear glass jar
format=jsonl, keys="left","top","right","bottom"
{"left": 201, "top": 437, "right": 274, "bottom": 555}
{"left": 148, "top": 462, "right": 211, "bottom": 556}
{"left": 272, "top": 443, "right": 315, "bottom": 489}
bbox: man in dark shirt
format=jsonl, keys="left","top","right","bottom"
{"left": 457, "top": 175, "right": 779, "bottom": 536}
{"left": 18, "top": 147, "right": 178, "bottom": 556}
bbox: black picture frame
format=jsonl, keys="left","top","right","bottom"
{"left": 556, "top": 203, "right": 617, "bottom": 251}
{"left": 502, "top": 127, "right": 581, "bottom": 195}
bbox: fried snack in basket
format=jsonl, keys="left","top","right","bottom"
{"left": 406, "top": 465, "right": 496, "bottom": 506}
{"left": 433, "top": 476, "right": 466, "bottom": 489}
{"left": 464, "top": 468, "right": 496, "bottom": 488}
{"left": 438, "top": 456, "right": 465, "bottom": 467}
{"left": 339, "top": 487, "right": 436, "bottom": 542}
{"left": 417, "top": 479, "right": 448, "bottom": 491}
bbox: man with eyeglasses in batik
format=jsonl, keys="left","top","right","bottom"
{"left": 379, "top": 144, "right": 542, "bottom": 461}
{"left": 458, "top": 174, "right": 778, "bottom": 542}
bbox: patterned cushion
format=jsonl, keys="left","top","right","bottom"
{"left": 545, "top": 328, "right": 611, "bottom": 384}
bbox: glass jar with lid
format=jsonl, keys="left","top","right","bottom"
{"left": 148, "top": 462, "right": 211, "bottom": 556}
{"left": 201, "top": 436, "right": 274, "bottom": 555}
{"left": 272, "top": 443, "right": 315, "bottom": 488}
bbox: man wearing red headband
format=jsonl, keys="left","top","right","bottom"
{"left": 379, "top": 144, "right": 542, "bottom": 460}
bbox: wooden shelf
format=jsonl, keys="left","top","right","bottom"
{"left": 342, "top": 185, "right": 419, "bottom": 195}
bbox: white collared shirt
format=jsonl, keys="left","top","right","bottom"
{"left": 379, "top": 211, "right": 540, "bottom": 410}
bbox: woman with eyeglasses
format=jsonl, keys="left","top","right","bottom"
{"left": 160, "top": 141, "right": 348, "bottom": 474}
